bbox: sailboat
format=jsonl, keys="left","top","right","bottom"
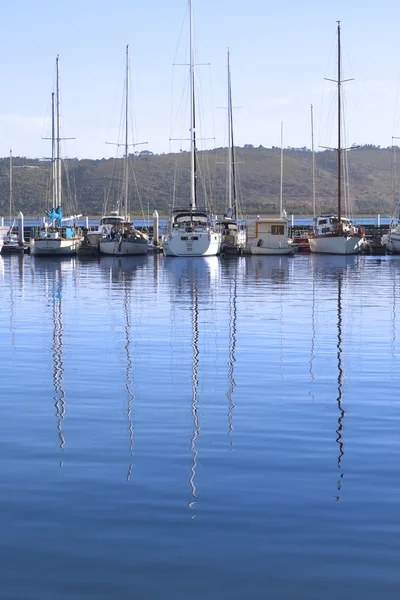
{"left": 308, "top": 22, "right": 363, "bottom": 255}
{"left": 30, "top": 58, "right": 82, "bottom": 256}
{"left": 246, "top": 122, "right": 294, "bottom": 255}
{"left": 162, "top": 0, "right": 221, "bottom": 258}
{"left": 217, "top": 50, "right": 246, "bottom": 255}
{"left": 99, "top": 46, "right": 149, "bottom": 256}
{"left": 2, "top": 151, "right": 27, "bottom": 253}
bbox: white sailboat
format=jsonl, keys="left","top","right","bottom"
{"left": 99, "top": 46, "right": 149, "bottom": 256}
{"left": 162, "top": 0, "right": 221, "bottom": 258}
{"left": 218, "top": 50, "right": 246, "bottom": 255}
{"left": 246, "top": 122, "right": 294, "bottom": 255}
{"left": 308, "top": 22, "right": 363, "bottom": 255}
{"left": 30, "top": 58, "right": 83, "bottom": 256}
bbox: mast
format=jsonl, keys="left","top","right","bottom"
{"left": 56, "top": 56, "right": 61, "bottom": 209}
{"left": 189, "top": 0, "right": 196, "bottom": 209}
{"left": 9, "top": 149, "right": 12, "bottom": 226}
{"left": 124, "top": 44, "right": 129, "bottom": 220}
{"left": 337, "top": 21, "right": 342, "bottom": 223}
{"left": 227, "top": 49, "right": 232, "bottom": 214}
{"left": 52, "top": 92, "right": 56, "bottom": 208}
{"left": 227, "top": 49, "right": 237, "bottom": 219}
{"left": 311, "top": 104, "right": 316, "bottom": 218}
{"left": 280, "top": 121, "right": 284, "bottom": 217}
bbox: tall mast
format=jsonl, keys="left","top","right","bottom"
{"left": 124, "top": 44, "right": 129, "bottom": 220}
{"left": 280, "top": 121, "right": 284, "bottom": 217}
{"left": 52, "top": 92, "right": 56, "bottom": 208}
{"left": 311, "top": 104, "right": 316, "bottom": 218}
{"left": 337, "top": 21, "right": 342, "bottom": 223}
{"left": 9, "top": 149, "right": 12, "bottom": 225}
{"left": 189, "top": 0, "right": 196, "bottom": 209}
{"left": 227, "top": 49, "right": 237, "bottom": 218}
{"left": 227, "top": 49, "right": 232, "bottom": 213}
{"left": 56, "top": 55, "right": 61, "bottom": 209}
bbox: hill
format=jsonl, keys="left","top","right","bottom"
{"left": 0, "top": 144, "right": 397, "bottom": 219}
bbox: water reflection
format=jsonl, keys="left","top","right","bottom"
{"left": 38, "top": 258, "right": 75, "bottom": 464}
{"left": 164, "top": 257, "right": 220, "bottom": 515}
{"left": 227, "top": 276, "right": 237, "bottom": 442}
{"left": 335, "top": 272, "right": 345, "bottom": 500}
{"left": 99, "top": 256, "right": 148, "bottom": 480}
{"left": 189, "top": 282, "right": 199, "bottom": 511}
{"left": 245, "top": 255, "right": 291, "bottom": 284}
{"left": 308, "top": 255, "right": 356, "bottom": 500}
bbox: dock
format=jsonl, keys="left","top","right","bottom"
{"left": 0, "top": 222, "right": 394, "bottom": 256}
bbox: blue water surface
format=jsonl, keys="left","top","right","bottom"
{"left": 0, "top": 252, "right": 399, "bottom": 599}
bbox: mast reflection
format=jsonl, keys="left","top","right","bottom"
{"left": 100, "top": 256, "right": 143, "bottom": 481}
{"left": 227, "top": 276, "right": 237, "bottom": 444}
{"left": 45, "top": 260, "right": 70, "bottom": 464}
{"left": 189, "top": 282, "right": 200, "bottom": 512}
{"left": 335, "top": 273, "right": 345, "bottom": 500}
{"left": 123, "top": 275, "right": 135, "bottom": 482}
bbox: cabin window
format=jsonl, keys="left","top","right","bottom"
{"left": 181, "top": 236, "right": 188, "bottom": 240}
{"left": 271, "top": 225, "right": 285, "bottom": 235}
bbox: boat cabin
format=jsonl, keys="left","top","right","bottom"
{"left": 313, "top": 215, "right": 353, "bottom": 235}
{"left": 170, "top": 209, "right": 215, "bottom": 233}
{"left": 246, "top": 217, "right": 290, "bottom": 250}
{"left": 99, "top": 214, "right": 126, "bottom": 227}
{"left": 35, "top": 226, "right": 77, "bottom": 240}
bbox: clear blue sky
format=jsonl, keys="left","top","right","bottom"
{"left": 1, "top": 0, "right": 400, "bottom": 159}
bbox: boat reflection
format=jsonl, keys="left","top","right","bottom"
{"left": 245, "top": 254, "right": 291, "bottom": 284}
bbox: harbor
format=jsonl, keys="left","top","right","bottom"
{"left": 0, "top": 215, "right": 395, "bottom": 256}
{"left": 3, "top": 0, "right": 400, "bottom": 597}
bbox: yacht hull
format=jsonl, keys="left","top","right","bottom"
{"left": 309, "top": 233, "right": 362, "bottom": 255}
{"left": 384, "top": 231, "right": 400, "bottom": 253}
{"left": 99, "top": 238, "right": 148, "bottom": 256}
{"left": 250, "top": 245, "right": 294, "bottom": 256}
{"left": 163, "top": 231, "right": 220, "bottom": 257}
{"left": 30, "top": 238, "right": 81, "bottom": 256}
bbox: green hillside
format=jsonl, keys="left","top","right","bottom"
{"left": 0, "top": 144, "right": 396, "bottom": 219}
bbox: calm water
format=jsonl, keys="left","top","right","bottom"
{"left": 1, "top": 252, "right": 400, "bottom": 599}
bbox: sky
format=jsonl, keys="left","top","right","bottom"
{"left": 1, "top": 0, "right": 400, "bottom": 160}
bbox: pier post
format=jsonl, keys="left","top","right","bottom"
{"left": 18, "top": 212, "right": 24, "bottom": 244}
{"left": 0, "top": 217, "right": 3, "bottom": 226}
{"left": 291, "top": 214, "right": 294, "bottom": 226}
{"left": 376, "top": 214, "right": 381, "bottom": 227}
{"left": 84, "top": 216, "right": 89, "bottom": 228}
{"left": 153, "top": 210, "right": 159, "bottom": 246}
